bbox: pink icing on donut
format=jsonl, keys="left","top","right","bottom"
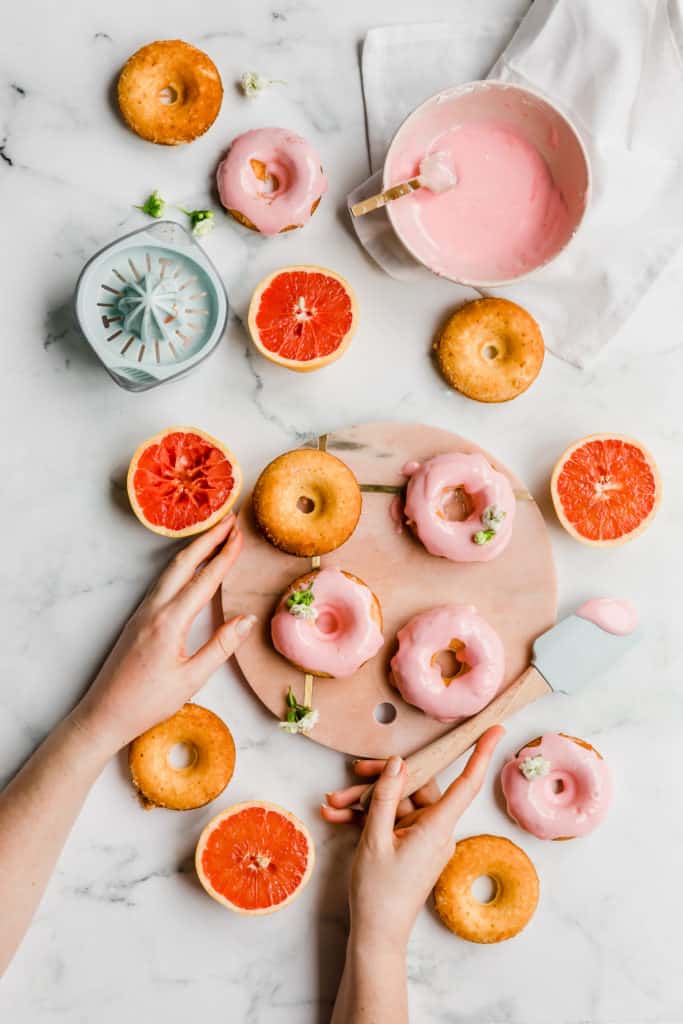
{"left": 390, "top": 604, "right": 504, "bottom": 722}
{"left": 501, "top": 733, "right": 613, "bottom": 840}
{"left": 271, "top": 568, "right": 383, "bottom": 677}
{"left": 404, "top": 453, "right": 515, "bottom": 562}
{"left": 576, "top": 598, "right": 638, "bottom": 636}
{"left": 216, "top": 127, "right": 327, "bottom": 235}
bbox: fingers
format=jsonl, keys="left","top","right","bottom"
{"left": 412, "top": 777, "right": 442, "bottom": 808}
{"left": 419, "top": 725, "right": 505, "bottom": 839}
{"left": 365, "top": 756, "right": 406, "bottom": 847}
{"left": 325, "top": 783, "right": 367, "bottom": 809}
{"left": 352, "top": 758, "right": 389, "bottom": 778}
{"left": 188, "top": 613, "right": 257, "bottom": 684}
{"left": 154, "top": 515, "right": 238, "bottom": 602}
{"left": 173, "top": 525, "right": 244, "bottom": 625}
{"left": 319, "top": 804, "right": 363, "bottom": 826}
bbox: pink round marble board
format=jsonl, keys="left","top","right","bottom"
{"left": 222, "top": 421, "right": 557, "bottom": 759}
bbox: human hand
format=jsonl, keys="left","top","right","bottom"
{"left": 72, "top": 515, "right": 253, "bottom": 757}
{"left": 321, "top": 725, "right": 504, "bottom": 952}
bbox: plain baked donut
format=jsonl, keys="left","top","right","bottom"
{"left": 117, "top": 40, "right": 223, "bottom": 145}
{"left": 434, "top": 834, "right": 539, "bottom": 943}
{"left": 271, "top": 567, "right": 384, "bottom": 677}
{"left": 434, "top": 298, "right": 544, "bottom": 403}
{"left": 129, "top": 703, "right": 235, "bottom": 810}
{"left": 253, "top": 448, "right": 362, "bottom": 556}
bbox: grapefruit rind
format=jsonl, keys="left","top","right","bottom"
{"left": 126, "top": 426, "right": 243, "bottom": 538}
{"left": 195, "top": 800, "right": 315, "bottom": 915}
{"left": 247, "top": 264, "right": 358, "bottom": 373}
{"left": 550, "top": 433, "right": 661, "bottom": 547}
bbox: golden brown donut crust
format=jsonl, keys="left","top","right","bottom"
{"left": 129, "top": 703, "right": 235, "bottom": 810}
{"left": 275, "top": 568, "right": 383, "bottom": 677}
{"left": 434, "top": 298, "right": 544, "bottom": 403}
{"left": 253, "top": 449, "right": 362, "bottom": 556}
{"left": 117, "top": 40, "right": 223, "bottom": 145}
{"left": 435, "top": 834, "right": 539, "bottom": 943}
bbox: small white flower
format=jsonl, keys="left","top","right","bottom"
{"left": 520, "top": 755, "right": 551, "bottom": 780}
{"left": 481, "top": 504, "right": 506, "bottom": 533}
{"left": 240, "top": 71, "right": 285, "bottom": 98}
{"left": 192, "top": 217, "right": 214, "bottom": 238}
{"left": 279, "top": 709, "right": 319, "bottom": 735}
{"left": 289, "top": 603, "right": 318, "bottom": 621}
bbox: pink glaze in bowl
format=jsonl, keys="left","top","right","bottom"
{"left": 383, "top": 81, "right": 591, "bottom": 287}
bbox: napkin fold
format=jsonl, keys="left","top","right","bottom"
{"left": 352, "top": 0, "right": 683, "bottom": 367}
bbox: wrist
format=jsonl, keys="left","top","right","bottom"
{"left": 347, "top": 923, "right": 408, "bottom": 962}
{"left": 67, "top": 702, "right": 124, "bottom": 764}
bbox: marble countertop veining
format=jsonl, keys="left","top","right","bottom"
{"left": 1, "top": 1, "right": 682, "bottom": 1022}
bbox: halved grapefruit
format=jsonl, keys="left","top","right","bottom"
{"left": 127, "top": 427, "right": 242, "bottom": 538}
{"left": 551, "top": 433, "right": 661, "bottom": 546}
{"left": 195, "top": 801, "right": 315, "bottom": 914}
{"left": 248, "top": 265, "right": 357, "bottom": 372}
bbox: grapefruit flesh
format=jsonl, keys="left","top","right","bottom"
{"left": 195, "top": 801, "right": 315, "bottom": 914}
{"left": 127, "top": 427, "right": 242, "bottom": 537}
{"left": 248, "top": 265, "right": 357, "bottom": 372}
{"left": 551, "top": 433, "right": 660, "bottom": 546}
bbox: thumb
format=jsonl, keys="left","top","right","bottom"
{"left": 365, "top": 756, "right": 405, "bottom": 847}
{"left": 188, "top": 614, "right": 257, "bottom": 686}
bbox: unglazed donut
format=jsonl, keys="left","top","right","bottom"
{"left": 271, "top": 568, "right": 384, "bottom": 677}
{"left": 390, "top": 604, "right": 504, "bottom": 722}
{"left": 501, "top": 733, "right": 612, "bottom": 840}
{"left": 253, "top": 448, "right": 361, "bottom": 556}
{"left": 117, "top": 40, "right": 223, "bottom": 145}
{"left": 129, "top": 704, "right": 235, "bottom": 810}
{"left": 434, "top": 298, "right": 544, "bottom": 403}
{"left": 217, "top": 128, "right": 327, "bottom": 234}
{"left": 404, "top": 453, "right": 515, "bottom": 562}
{"left": 435, "top": 835, "right": 539, "bottom": 943}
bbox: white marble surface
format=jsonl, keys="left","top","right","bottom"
{"left": 1, "top": 2, "right": 682, "bottom": 1022}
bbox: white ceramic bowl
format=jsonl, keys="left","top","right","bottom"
{"left": 383, "top": 81, "right": 591, "bottom": 287}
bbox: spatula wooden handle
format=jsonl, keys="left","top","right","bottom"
{"left": 359, "top": 665, "right": 551, "bottom": 810}
{"left": 350, "top": 178, "right": 421, "bottom": 217}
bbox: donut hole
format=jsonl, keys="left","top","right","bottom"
{"left": 250, "top": 158, "right": 280, "bottom": 194}
{"left": 159, "top": 85, "right": 179, "bottom": 105}
{"left": 296, "top": 495, "right": 315, "bottom": 514}
{"left": 316, "top": 608, "right": 340, "bottom": 635}
{"left": 482, "top": 343, "right": 499, "bottom": 360}
{"left": 433, "top": 645, "right": 469, "bottom": 684}
{"left": 373, "top": 701, "right": 398, "bottom": 725}
{"left": 167, "top": 742, "right": 197, "bottom": 770}
{"left": 440, "top": 486, "right": 473, "bottom": 522}
{"left": 551, "top": 778, "right": 565, "bottom": 794}
{"left": 470, "top": 874, "right": 499, "bottom": 904}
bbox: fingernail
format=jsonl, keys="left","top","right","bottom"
{"left": 236, "top": 614, "right": 257, "bottom": 637}
{"left": 325, "top": 792, "right": 333, "bottom": 802}
{"left": 386, "top": 755, "right": 402, "bottom": 777}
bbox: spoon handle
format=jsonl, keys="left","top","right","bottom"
{"left": 350, "top": 177, "right": 422, "bottom": 217}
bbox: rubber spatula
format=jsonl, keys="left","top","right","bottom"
{"left": 358, "top": 608, "right": 639, "bottom": 809}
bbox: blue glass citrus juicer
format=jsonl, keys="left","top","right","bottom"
{"left": 74, "top": 220, "right": 228, "bottom": 391}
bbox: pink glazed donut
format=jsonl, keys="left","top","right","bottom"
{"left": 390, "top": 605, "right": 504, "bottom": 722}
{"left": 403, "top": 453, "right": 515, "bottom": 562}
{"left": 217, "top": 127, "right": 327, "bottom": 235}
{"left": 271, "top": 567, "right": 384, "bottom": 678}
{"left": 501, "top": 733, "right": 613, "bottom": 840}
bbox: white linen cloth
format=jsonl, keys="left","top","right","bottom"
{"left": 351, "top": 0, "right": 683, "bottom": 367}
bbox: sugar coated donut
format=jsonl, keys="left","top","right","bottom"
{"left": 404, "top": 453, "right": 515, "bottom": 562}
{"left": 391, "top": 604, "right": 504, "bottom": 722}
{"left": 253, "top": 448, "right": 361, "bottom": 556}
{"left": 501, "top": 732, "right": 612, "bottom": 840}
{"left": 271, "top": 568, "right": 384, "bottom": 677}
{"left": 435, "top": 835, "right": 539, "bottom": 943}
{"left": 435, "top": 298, "right": 544, "bottom": 403}
{"left": 129, "top": 704, "right": 235, "bottom": 811}
{"left": 117, "top": 40, "right": 223, "bottom": 145}
{"left": 217, "top": 128, "right": 327, "bottom": 234}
